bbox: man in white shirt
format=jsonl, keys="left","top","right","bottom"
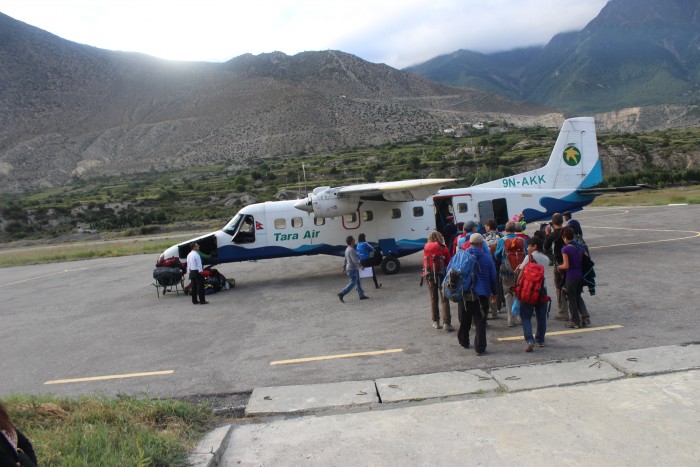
{"left": 187, "top": 243, "right": 208, "bottom": 305}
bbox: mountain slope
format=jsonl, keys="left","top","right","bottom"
{"left": 0, "top": 13, "right": 560, "bottom": 193}
{"left": 405, "top": 0, "right": 700, "bottom": 114}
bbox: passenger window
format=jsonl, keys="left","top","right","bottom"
{"left": 344, "top": 212, "right": 357, "bottom": 223}
{"left": 292, "top": 217, "right": 303, "bottom": 228}
{"left": 457, "top": 203, "right": 469, "bottom": 213}
{"left": 413, "top": 207, "right": 424, "bottom": 217}
{"left": 274, "top": 219, "right": 286, "bottom": 229}
{"left": 391, "top": 208, "right": 401, "bottom": 219}
{"left": 314, "top": 216, "right": 325, "bottom": 226}
{"left": 362, "top": 211, "right": 374, "bottom": 221}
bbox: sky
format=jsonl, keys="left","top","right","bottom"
{"left": 1, "top": 0, "right": 609, "bottom": 69}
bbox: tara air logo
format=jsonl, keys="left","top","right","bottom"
{"left": 563, "top": 146, "right": 582, "bottom": 166}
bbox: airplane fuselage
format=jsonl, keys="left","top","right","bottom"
{"left": 160, "top": 117, "right": 605, "bottom": 275}
{"left": 163, "top": 185, "right": 595, "bottom": 274}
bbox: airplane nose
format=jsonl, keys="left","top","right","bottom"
{"left": 293, "top": 198, "right": 313, "bottom": 213}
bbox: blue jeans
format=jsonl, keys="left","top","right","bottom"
{"left": 341, "top": 269, "right": 366, "bottom": 298}
{"left": 520, "top": 300, "right": 548, "bottom": 345}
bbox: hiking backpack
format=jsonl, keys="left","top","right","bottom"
{"left": 573, "top": 241, "right": 596, "bottom": 295}
{"left": 513, "top": 254, "right": 549, "bottom": 305}
{"left": 484, "top": 231, "right": 501, "bottom": 256}
{"left": 153, "top": 267, "right": 185, "bottom": 287}
{"left": 501, "top": 237, "right": 525, "bottom": 275}
{"left": 422, "top": 253, "right": 447, "bottom": 284}
{"left": 441, "top": 250, "right": 478, "bottom": 302}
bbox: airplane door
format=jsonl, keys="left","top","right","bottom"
{"left": 434, "top": 194, "right": 474, "bottom": 232}
{"left": 433, "top": 196, "right": 454, "bottom": 234}
{"left": 478, "top": 201, "right": 494, "bottom": 224}
{"left": 478, "top": 198, "right": 509, "bottom": 227}
{"left": 452, "top": 195, "right": 475, "bottom": 225}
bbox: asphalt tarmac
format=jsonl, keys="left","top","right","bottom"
{"left": 1, "top": 205, "right": 698, "bottom": 400}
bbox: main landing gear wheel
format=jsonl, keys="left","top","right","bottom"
{"left": 380, "top": 255, "right": 400, "bottom": 275}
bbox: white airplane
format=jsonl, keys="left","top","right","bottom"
{"left": 159, "top": 117, "right": 641, "bottom": 274}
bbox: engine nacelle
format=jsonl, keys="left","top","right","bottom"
{"left": 293, "top": 187, "right": 360, "bottom": 218}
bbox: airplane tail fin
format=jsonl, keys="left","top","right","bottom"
{"left": 479, "top": 117, "right": 603, "bottom": 191}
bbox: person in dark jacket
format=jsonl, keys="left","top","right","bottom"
{"left": 544, "top": 213, "right": 568, "bottom": 321}
{"left": 0, "top": 402, "right": 38, "bottom": 467}
{"left": 458, "top": 233, "right": 498, "bottom": 356}
{"left": 563, "top": 211, "right": 583, "bottom": 238}
{"left": 558, "top": 226, "right": 591, "bottom": 329}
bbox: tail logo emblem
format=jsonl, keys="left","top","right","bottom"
{"left": 563, "top": 146, "right": 582, "bottom": 166}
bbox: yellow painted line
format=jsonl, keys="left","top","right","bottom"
{"left": 45, "top": 370, "right": 174, "bottom": 385}
{"left": 271, "top": 348, "right": 403, "bottom": 366}
{"left": 0, "top": 267, "right": 89, "bottom": 288}
{"left": 497, "top": 325, "right": 623, "bottom": 342}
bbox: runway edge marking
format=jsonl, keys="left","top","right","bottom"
{"left": 45, "top": 370, "right": 174, "bottom": 385}
{"left": 497, "top": 325, "right": 623, "bottom": 342}
{"left": 271, "top": 348, "right": 403, "bottom": 366}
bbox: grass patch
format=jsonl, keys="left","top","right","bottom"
{"left": 0, "top": 238, "right": 177, "bottom": 268}
{"left": 2, "top": 395, "right": 215, "bottom": 466}
{"left": 592, "top": 185, "right": 700, "bottom": 207}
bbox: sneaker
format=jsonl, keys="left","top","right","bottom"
{"left": 583, "top": 317, "right": 591, "bottom": 326}
{"left": 525, "top": 343, "right": 534, "bottom": 353}
{"left": 565, "top": 321, "right": 580, "bottom": 329}
{"left": 476, "top": 350, "right": 486, "bottom": 356}
{"left": 444, "top": 323, "right": 455, "bottom": 332}
{"left": 432, "top": 321, "right": 442, "bottom": 329}
{"left": 359, "top": 296, "right": 369, "bottom": 300}
{"left": 337, "top": 293, "right": 344, "bottom": 303}
{"left": 538, "top": 342, "right": 545, "bottom": 347}
{"left": 507, "top": 322, "right": 516, "bottom": 327}
{"left": 376, "top": 284, "right": 383, "bottom": 289}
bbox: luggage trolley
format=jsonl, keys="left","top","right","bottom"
{"left": 152, "top": 266, "right": 186, "bottom": 298}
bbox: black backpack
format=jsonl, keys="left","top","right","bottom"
{"left": 573, "top": 242, "right": 596, "bottom": 295}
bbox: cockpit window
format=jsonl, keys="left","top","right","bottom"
{"left": 223, "top": 214, "right": 243, "bottom": 236}
{"left": 233, "top": 214, "right": 256, "bottom": 244}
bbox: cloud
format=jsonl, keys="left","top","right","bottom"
{"left": 0, "top": 0, "right": 608, "bottom": 67}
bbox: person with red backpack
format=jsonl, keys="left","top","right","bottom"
{"left": 423, "top": 230, "right": 453, "bottom": 331}
{"left": 515, "top": 236, "right": 550, "bottom": 352}
{"left": 495, "top": 221, "right": 527, "bottom": 327}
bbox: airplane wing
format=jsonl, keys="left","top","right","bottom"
{"left": 336, "top": 178, "right": 456, "bottom": 202}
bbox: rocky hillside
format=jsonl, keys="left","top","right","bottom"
{"left": 0, "top": 13, "right": 560, "bottom": 194}
{"left": 406, "top": 0, "right": 700, "bottom": 116}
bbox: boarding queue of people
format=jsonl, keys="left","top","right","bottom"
{"left": 338, "top": 212, "right": 594, "bottom": 355}
{"left": 337, "top": 211, "right": 592, "bottom": 355}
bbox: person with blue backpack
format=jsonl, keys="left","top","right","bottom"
{"left": 356, "top": 233, "right": 382, "bottom": 289}
{"left": 457, "top": 233, "right": 498, "bottom": 356}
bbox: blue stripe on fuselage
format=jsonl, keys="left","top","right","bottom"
{"left": 209, "top": 238, "right": 428, "bottom": 264}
